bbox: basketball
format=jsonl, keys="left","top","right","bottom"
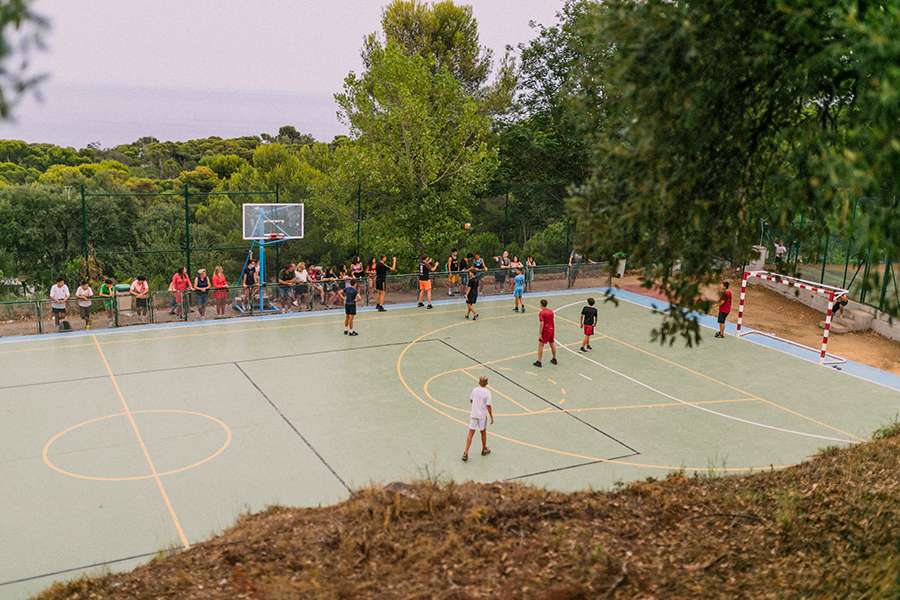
{"left": 464, "top": 223, "right": 471, "bottom": 230}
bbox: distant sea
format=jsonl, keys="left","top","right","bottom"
{"left": 0, "top": 81, "right": 349, "bottom": 150}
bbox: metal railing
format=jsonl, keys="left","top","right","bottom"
{"left": 0, "top": 263, "right": 612, "bottom": 337}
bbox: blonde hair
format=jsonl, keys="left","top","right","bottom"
{"left": 214, "top": 266, "right": 224, "bottom": 276}
{"left": 297, "top": 262, "right": 306, "bottom": 270}
{"left": 479, "top": 375, "right": 489, "bottom": 387}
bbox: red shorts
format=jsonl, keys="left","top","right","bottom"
{"left": 583, "top": 325, "right": 594, "bottom": 336}
{"left": 539, "top": 329, "right": 554, "bottom": 344}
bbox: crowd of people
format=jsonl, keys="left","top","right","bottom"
{"left": 42, "top": 249, "right": 556, "bottom": 329}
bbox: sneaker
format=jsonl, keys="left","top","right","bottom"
{"left": 586, "top": 345, "right": 592, "bottom": 350}
{"left": 579, "top": 347, "right": 587, "bottom": 353}
{"left": 344, "top": 330, "right": 348, "bottom": 335}
{"left": 349, "top": 331, "right": 359, "bottom": 336}
{"left": 427, "top": 304, "right": 433, "bottom": 309}
{"left": 85, "top": 324, "right": 91, "bottom": 330}
{"left": 521, "top": 308, "right": 525, "bottom": 313}
{"left": 378, "top": 306, "right": 387, "bottom": 312}
{"left": 533, "top": 361, "right": 542, "bottom": 367}
{"left": 513, "top": 308, "right": 519, "bottom": 312}
{"left": 418, "top": 302, "right": 425, "bottom": 307}
{"left": 715, "top": 332, "right": 724, "bottom": 338}
{"left": 473, "top": 314, "right": 478, "bottom": 320}
{"left": 292, "top": 301, "right": 298, "bottom": 306}
{"left": 550, "top": 358, "right": 558, "bottom": 365}
{"left": 465, "top": 315, "right": 469, "bottom": 319}
{"left": 481, "top": 448, "right": 491, "bottom": 456}
{"left": 462, "top": 453, "right": 468, "bottom": 461}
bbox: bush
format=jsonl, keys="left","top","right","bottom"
{"left": 523, "top": 222, "right": 569, "bottom": 265}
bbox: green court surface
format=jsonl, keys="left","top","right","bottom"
{"left": 2, "top": 290, "right": 898, "bottom": 598}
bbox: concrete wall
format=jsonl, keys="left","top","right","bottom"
{"left": 748, "top": 278, "right": 900, "bottom": 342}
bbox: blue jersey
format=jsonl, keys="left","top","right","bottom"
{"left": 513, "top": 274, "right": 525, "bottom": 289}
{"left": 344, "top": 286, "right": 359, "bottom": 305}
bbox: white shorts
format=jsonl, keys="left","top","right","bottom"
{"left": 469, "top": 416, "right": 487, "bottom": 431}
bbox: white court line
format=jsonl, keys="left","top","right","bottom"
{"left": 550, "top": 301, "right": 859, "bottom": 445}
{"left": 580, "top": 374, "right": 592, "bottom": 380}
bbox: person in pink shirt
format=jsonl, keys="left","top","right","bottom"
{"left": 130, "top": 275, "right": 149, "bottom": 323}
{"left": 211, "top": 266, "right": 228, "bottom": 318}
{"left": 533, "top": 299, "right": 558, "bottom": 367}
{"left": 169, "top": 266, "right": 193, "bottom": 319}
{"left": 714, "top": 281, "right": 732, "bottom": 338}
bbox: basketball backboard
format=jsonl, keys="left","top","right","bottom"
{"left": 242, "top": 203, "right": 304, "bottom": 240}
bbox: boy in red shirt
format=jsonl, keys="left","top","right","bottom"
{"left": 534, "top": 299, "right": 558, "bottom": 367}
{"left": 714, "top": 281, "right": 732, "bottom": 338}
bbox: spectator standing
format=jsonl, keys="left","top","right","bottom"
{"left": 365, "top": 257, "right": 377, "bottom": 303}
{"left": 99, "top": 278, "right": 116, "bottom": 323}
{"left": 170, "top": 266, "right": 192, "bottom": 319}
{"left": 193, "top": 268, "right": 210, "bottom": 319}
{"left": 714, "top": 282, "right": 732, "bottom": 338}
{"left": 493, "top": 250, "right": 511, "bottom": 293}
{"left": 526, "top": 256, "right": 536, "bottom": 292}
{"left": 294, "top": 262, "right": 310, "bottom": 311}
{"left": 447, "top": 249, "right": 460, "bottom": 296}
{"left": 130, "top": 275, "right": 149, "bottom": 323}
{"left": 49, "top": 277, "right": 70, "bottom": 327}
{"left": 74, "top": 280, "right": 93, "bottom": 329}
{"left": 212, "top": 266, "right": 228, "bottom": 318}
{"left": 241, "top": 257, "right": 259, "bottom": 307}
{"left": 277, "top": 263, "right": 296, "bottom": 313}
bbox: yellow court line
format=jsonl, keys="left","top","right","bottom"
{"left": 89, "top": 335, "right": 191, "bottom": 550}
{"left": 587, "top": 328, "right": 864, "bottom": 442}
{"left": 396, "top": 318, "right": 787, "bottom": 472}
{"left": 462, "top": 369, "right": 534, "bottom": 413}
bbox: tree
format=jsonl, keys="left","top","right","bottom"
{"left": 336, "top": 41, "right": 497, "bottom": 259}
{"left": 363, "top": 0, "right": 516, "bottom": 114}
{"left": 569, "top": 0, "right": 900, "bottom": 344}
{"left": 0, "top": 0, "right": 47, "bottom": 119}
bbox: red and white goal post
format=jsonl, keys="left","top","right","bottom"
{"left": 736, "top": 270, "right": 849, "bottom": 366}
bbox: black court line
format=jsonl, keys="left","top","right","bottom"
{"left": 235, "top": 363, "right": 354, "bottom": 496}
{"left": 0, "top": 339, "right": 442, "bottom": 393}
{"left": 436, "top": 339, "right": 641, "bottom": 455}
{"left": 502, "top": 453, "right": 640, "bottom": 483}
{"left": 0, "top": 551, "right": 158, "bottom": 588}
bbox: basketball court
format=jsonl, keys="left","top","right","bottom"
{"left": 2, "top": 287, "right": 899, "bottom": 599}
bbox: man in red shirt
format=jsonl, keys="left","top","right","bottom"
{"left": 534, "top": 299, "right": 558, "bottom": 367}
{"left": 714, "top": 281, "right": 732, "bottom": 338}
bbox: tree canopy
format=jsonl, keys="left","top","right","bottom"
{"left": 569, "top": 0, "right": 900, "bottom": 344}
{"left": 0, "top": 0, "right": 46, "bottom": 119}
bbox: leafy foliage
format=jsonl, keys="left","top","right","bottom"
{"left": 569, "top": 0, "right": 900, "bottom": 344}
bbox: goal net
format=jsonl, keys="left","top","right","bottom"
{"left": 736, "top": 270, "right": 849, "bottom": 366}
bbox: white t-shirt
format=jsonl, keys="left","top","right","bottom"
{"left": 469, "top": 386, "right": 492, "bottom": 419}
{"left": 50, "top": 284, "right": 70, "bottom": 308}
{"left": 75, "top": 285, "right": 93, "bottom": 307}
{"left": 296, "top": 269, "right": 309, "bottom": 283}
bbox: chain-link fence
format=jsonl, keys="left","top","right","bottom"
{"left": 0, "top": 263, "right": 611, "bottom": 337}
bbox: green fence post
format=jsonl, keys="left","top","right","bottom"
{"left": 184, "top": 184, "right": 191, "bottom": 278}
{"left": 357, "top": 184, "right": 362, "bottom": 258}
{"left": 879, "top": 257, "right": 892, "bottom": 311}
{"left": 820, "top": 234, "right": 829, "bottom": 284}
{"left": 36, "top": 300, "right": 42, "bottom": 335}
{"left": 503, "top": 182, "right": 509, "bottom": 248}
{"left": 81, "top": 184, "right": 88, "bottom": 266}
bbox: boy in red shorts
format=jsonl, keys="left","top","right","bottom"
{"left": 534, "top": 299, "right": 557, "bottom": 367}
{"left": 579, "top": 297, "right": 597, "bottom": 352}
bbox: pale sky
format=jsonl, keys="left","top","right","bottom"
{"left": 0, "top": 0, "right": 562, "bottom": 148}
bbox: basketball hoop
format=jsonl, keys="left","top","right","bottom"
{"left": 265, "top": 233, "right": 285, "bottom": 242}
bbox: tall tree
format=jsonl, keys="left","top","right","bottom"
{"left": 0, "top": 0, "right": 47, "bottom": 119}
{"left": 336, "top": 41, "right": 497, "bottom": 258}
{"left": 569, "top": 0, "right": 900, "bottom": 344}
{"left": 362, "top": 0, "right": 516, "bottom": 114}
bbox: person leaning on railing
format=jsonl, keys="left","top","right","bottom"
{"left": 212, "top": 266, "right": 228, "bottom": 318}
{"left": 193, "top": 268, "right": 211, "bottom": 319}
{"left": 130, "top": 275, "right": 149, "bottom": 323}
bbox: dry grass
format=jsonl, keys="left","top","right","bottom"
{"left": 33, "top": 424, "right": 900, "bottom": 600}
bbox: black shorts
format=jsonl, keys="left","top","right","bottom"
{"left": 717, "top": 311, "right": 729, "bottom": 324}
{"left": 345, "top": 304, "right": 356, "bottom": 315}
{"left": 293, "top": 283, "right": 309, "bottom": 295}
{"left": 52, "top": 307, "right": 66, "bottom": 315}
{"left": 495, "top": 273, "right": 506, "bottom": 283}
{"left": 466, "top": 294, "right": 477, "bottom": 305}
{"left": 136, "top": 298, "right": 148, "bottom": 309}
{"left": 375, "top": 280, "right": 385, "bottom": 291}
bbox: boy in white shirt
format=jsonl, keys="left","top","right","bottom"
{"left": 74, "top": 280, "right": 93, "bottom": 329}
{"left": 462, "top": 375, "right": 494, "bottom": 461}
{"left": 49, "top": 277, "right": 70, "bottom": 327}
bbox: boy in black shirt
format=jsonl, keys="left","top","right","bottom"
{"left": 579, "top": 297, "right": 598, "bottom": 352}
{"left": 338, "top": 279, "right": 360, "bottom": 335}
{"left": 375, "top": 254, "right": 396, "bottom": 311}
{"left": 417, "top": 254, "right": 438, "bottom": 308}
{"left": 465, "top": 268, "right": 480, "bottom": 320}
